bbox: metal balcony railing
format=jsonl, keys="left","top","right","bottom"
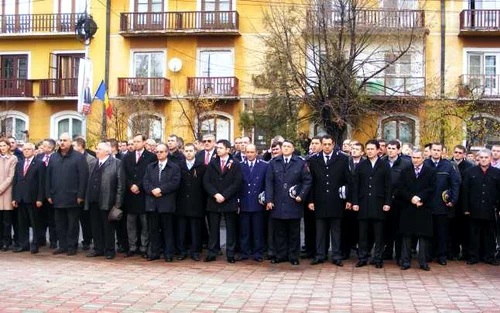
{"left": 0, "top": 79, "right": 33, "bottom": 97}
{"left": 360, "top": 76, "right": 425, "bottom": 97}
{"left": 0, "top": 13, "right": 84, "bottom": 34}
{"left": 39, "top": 78, "right": 78, "bottom": 97}
{"left": 459, "top": 74, "right": 500, "bottom": 98}
{"left": 187, "top": 77, "right": 239, "bottom": 97}
{"left": 460, "top": 10, "right": 500, "bottom": 32}
{"left": 118, "top": 77, "right": 171, "bottom": 97}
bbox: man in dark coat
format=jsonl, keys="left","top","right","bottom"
{"left": 203, "top": 139, "right": 242, "bottom": 263}
{"left": 177, "top": 143, "right": 206, "bottom": 261}
{"left": 308, "top": 135, "right": 350, "bottom": 266}
{"left": 46, "top": 133, "right": 89, "bottom": 256}
{"left": 238, "top": 144, "right": 268, "bottom": 262}
{"left": 195, "top": 134, "right": 217, "bottom": 166}
{"left": 167, "top": 134, "right": 186, "bottom": 166}
{"left": 382, "top": 140, "right": 411, "bottom": 263}
{"left": 84, "top": 142, "right": 125, "bottom": 259}
{"left": 143, "top": 144, "right": 181, "bottom": 262}
{"left": 449, "top": 144, "right": 474, "bottom": 260}
{"left": 265, "top": 140, "right": 312, "bottom": 265}
{"left": 424, "top": 142, "right": 460, "bottom": 265}
{"left": 397, "top": 148, "right": 435, "bottom": 271}
{"left": 12, "top": 143, "right": 45, "bottom": 254}
{"left": 122, "top": 134, "right": 157, "bottom": 257}
{"left": 462, "top": 149, "right": 500, "bottom": 266}
{"left": 352, "top": 139, "right": 392, "bottom": 268}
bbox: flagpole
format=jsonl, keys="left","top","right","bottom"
{"left": 101, "top": 0, "right": 111, "bottom": 139}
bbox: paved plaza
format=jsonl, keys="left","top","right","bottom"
{"left": 0, "top": 248, "right": 499, "bottom": 313}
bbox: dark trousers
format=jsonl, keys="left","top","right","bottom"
{"left": 239, "top": 211, "right": 265, "bottom": 259}
{"left": 401, "top": 235, "right": 430, "bottom": 267}
{"left": 177, "top": 215, "right": 203, "bottom": 257}
{"left": 340, "top": 210, "right": 358, "bottom": 258}
{"left": 468, "top": 218, "right": 496, "bottom": 263}
{"left": 148, "top": 211, "right": 175, "bottom": 258}
{"left": 89, "top": 203, "right": 115, "bottom": 255}
{"left": 11, "top": 207, "right": 18, "bottom": 245}
{"left": 433, "top": 214, "right": 448, "bottom": 261}
{"left": 265, "top": 210, "right": 275, "bottom": 257}
{"left": 54, "top": 207, "right": 81, "bottom": 251}
{"left": 315, "top": 218, "right": 341, "bottom": 261}
{"left": 80, "top": 208, "right": 92, "bottom": 246}
{"left": 449, "top": 214, "right": 469, "bottom": 259}
{"left": 0, "top": 210, "right": 12, "bottom": 247}
{"left": 303, "top": 205, "right": 316, "bottom": 256}
{"left": 358, "top": 219, "right": 384, "bottom": 262}
{"left": 115, "top": 212, "right": 128, "bottom": 251}
{"left": 17, "top": 203, "right": 40, "bottom": 249}
{"left": 273, "top": 218, "right": 301, "bottom": 261}
{"left": 208, "top": 211, "right": 237, "bottom": 258}
{"left": 39, "top": 201, "right": 57, "bottom": 245}
{"left": 383, "top": 206, "right": 401, "bottom": 260}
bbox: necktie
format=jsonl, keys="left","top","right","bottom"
{"left": 43, "top": 154, "right": 50, "bottom": 166}
{"left": 159, "top": 163, "right": 164, "bottom": 180}
{"left": 285, "top": 158, "right": 289, "bottom": 165}
{"left": 249, "top": 161, "right": 254, "bottom": 172}
{"left": 23, "top": 159, "right": 30, "bottom": 176}
{"left": 136, "top": 152, "right": 141, "bottom": 163}
{"left": 99, "top": 161, "right": 103, "bottom": 168}
{"left": 435, "top": 161, "right": 439, "bottom": 168}
{"left": 205, "top": 151, "right": 209, "bottom": 165}
{"left": 325, "top": 155, "right": 330, "bottom": 165}
{"left": 221, "top": 159, "right": 226, "bottom": 171}
{"left": 415, "top": 167, "right": 420, "bottom": 178}
{"left": 187, "top": 162, "right": 193, "bottom": 170}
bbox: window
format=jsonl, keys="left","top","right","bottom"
{"left": 200, "top": 113, "right": 231, "bottom": 141}
{"left": 134, "top": 0, "right": 164, "bottom": 28}
{"left": 1, "top": 0, "right": 30, "bottom": 33}
{"left": 128, "top": 113, "right": 164, "bottom": 142}
{"left": 381, "top": 116, "right": 416, "bottom": 144}
{"left": 197, "top": 50, "right": 234, "bottom": 95}
{"left": 51, "top": 111, "right": 85, "bottom": 139}
{"left": 385, "top": 53, "right": 413, "bottom": 95}
{"left": 467, "top": 116, "right": 500, "bottom": 147}
{"left": 0, "top": 54, "right": 28, "bottom": 96}
{"left": 0, "top": 111, "right": 28, "bottom": 139}
{"left": 133, "top": 51, "right": 165, "bottom": 78}
{"left": 466, "top": 52, "right": 500, "bottom": 96}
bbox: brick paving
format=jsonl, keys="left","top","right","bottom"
{"left": 0, "top": 249, "right": 499, "bottom": 312}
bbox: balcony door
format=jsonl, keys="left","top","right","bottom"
{"left": 201, "top": 0, "right": 233, "bottom": 28}
{"left": 467, "top": 53, "right": 499, "bottom": 96}
{"left": 469, "top": 0, "right": 500, "bottom": 28}
{"left": 198, "top": 50, "right": 233, "bottom": 95}
{"left": 132, "top": 51, "right": 165, "bottom": 95}
{"left": 58, "top": 0, "right": 86, "bottom": 32}
{"left": 382, "top": 0, "right": 417, "bottom": 28}
{"left": 49, "top": 53, "right": 82, "bottom": 96}
{"left": 384, "top": 53, "right": 412, "bottom": 96}
{"left": 1, "top": 0, "right": 30, "bottom": 33}
{"left": 134, "top": 0, "right": 164, "bottom": 30}
{"left": 0, "top": 55, "right": 28, "bottom": 96}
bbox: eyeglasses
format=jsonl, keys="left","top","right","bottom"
{"left": 203, "top": 140, "right": 213, "bottom": 143}
{"left": 156, "top": 151, "right": 167, "bottom": 154}
{"left": 453, "top": 151, "right": 463, "bottom": 154}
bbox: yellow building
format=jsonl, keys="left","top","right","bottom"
{"left": 0, "top": 0, "right": 498, "bottom": 149}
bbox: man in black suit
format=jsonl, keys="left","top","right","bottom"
{"left": 84, "top": 142, "right": 125, "bottom": 260}
{"left": 167, "top": 134, "right": 186, "bottom": 166}
{"left": 195, "top": 134, "right": 217, "bottom": 166}
{"left": 233, "top": 136, "right": 251, "bottom": 162}
{"left": 203, "top": 139, "right": 243, "bottom": 263}
{"left": 143, "top": 144, "right": 181, "bottom": 262}
{"left": 46, "top": 133, "right": 89, "bottom": 256}
{"left": 308, "top": 135, "right": 350, "bottom": 266}
{"left": 122, "top": 134, "right": 157, "bottom": 257}
{"left": 12, "top": 143, "right": 45, "bottom": 254}
{"left": 397, "top": 148, "right": 435, "bottom": 271}
{"left": 352, "top": 139, "right": 392, "bottom": 268}
{"left": 462, "top": 149, "right": 500, "bottom": 266}
{"left": 177, "top": 143, "right": 206, "bottom": 261}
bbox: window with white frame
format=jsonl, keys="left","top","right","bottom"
{"left": 200, "top": 113, "right": 231, "bottom": 141}
{"left": 133, "top": 51, "right": 165, "bottom": 78}
{"left": 0, "top": 111, "right": 27, "bottom": 140}
{"left": 51, "top": 111, "right": 84, "bottom": 139}
{"left": 466, "top": 52, "right": 500, "bottom": 96}
{"left": 129, "top": 113, "right": 164, "bottom": 142}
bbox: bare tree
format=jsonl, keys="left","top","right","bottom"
{"left": 175, "top": 94, "right": 221, "bottom": 141}
{"left": 254, "top": 0, "right": 427, "bottom": 143}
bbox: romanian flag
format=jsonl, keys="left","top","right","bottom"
{"left": 94, "top": 80, "right": 112, "bottom": 119}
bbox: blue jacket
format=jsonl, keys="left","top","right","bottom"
{"left": 239, "top": 159, "right": 268, "bottom": 212}
{"left": 265, "top": 155, "right": 312, "bottom": 219}
{"left": 424, "top": 158, "right": 460, "bottom": 216}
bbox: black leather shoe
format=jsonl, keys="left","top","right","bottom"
{"left": 86, "top": 251, "right": 104, "bottom": 257}
{"left": 125, "top": 250, "right": 136, "bottom": 257}
{"left": 271, "top": 258, "right": 286, "bottom": 264}
{"left": 13, "top": 247, "right": 28, "bottom": 253}
{"left": 30, "top": 247, "right": 39, "bottom": 254}
{"left": 264, "top": 255, "right": 275, "bottom": 261}
{"left": 310, "top": 258, "right": 324, "bottom": 265}
{"left": 2, "top": 245, "right": 8, "bottom": 251}
{"left": 165, "top": 257, "right": 173, "bottom": 262}
{"left": 177, "top": 254, "right": 187, "bottom": 261}
{"left": 419, "top": 265, "right": 431, "bottom": 271}
{"left": 227, "top": 257, "right": 236, "bottom": 263}
{"left": 147, "top": 255, "right": 160, "bottom": 261}
{"left": 49, "top": 242, "right": 57, "bottom": 249}
{"left": 400, "top": 264, "right": 411, "bottom": 270}
{"left": 203, "top": 256, "right": 216, "bottom": 262}
{"left": 466, "top": 260, "right": 479, "bottom": 265}
{"left": 486, "top": 260, "right": 500, "bottom": 266}
{"left": 254, "top": 257, "right": 263, "bottom": 262}
{"left": 332, "top": 260, "right": 343, "bottom": 267}
{"left": 355, "top": 261, "right": 367, "bottom": 268}
{"left": 53, "top": 248, "right": 67, "bottom": 255}
{"left": 191, "top": 255, "right": 200, "bottom": 261}
{"left": 437, "top": 259, "right": 447, "bottom": 266}
{"left": 369, "top": 259, "right": 376, "bottom": 265}
{"left": 106, "top": 254, "right": 115, "bottom": 260}
{"left": 375, "top": 262, "right": 384, "bottom": 269}
{"left": 82, "top": 244, "right": 90, "bottom": 251}
{"left": 290, "top": 259, "right": 299, "bottom": 265}
{"left": 67, "top": 249, "right": 76, "bottom": 256}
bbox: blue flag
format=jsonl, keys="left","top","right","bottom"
{"left": 94, "top": 80, "right": 106, "bottom": 101}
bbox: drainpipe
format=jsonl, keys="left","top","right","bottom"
{"left": 101, "top": 0, "right": 111, "bottom": 139}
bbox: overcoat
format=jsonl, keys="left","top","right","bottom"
{"left": 462, "top": 166, "right": 500, "bottom": 221}
{"left": 203, "top": 155, "right": 242, "bottom": 213}
{"left": 122, "top": 149, "right": 157, "bottom": 214}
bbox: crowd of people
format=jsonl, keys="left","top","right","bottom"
{"left": 0, "top": 132, "right": 499, "bottom": 271}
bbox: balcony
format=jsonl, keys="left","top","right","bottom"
{"left": 120, "top": 11, "right": 239, "bottom": 37}
{"left": 187, "top": 77, "right": 239, "bottom": 98}
{"left": 360, "top": 76, "right": 425, "bottom": 98}
{"left": 307, "top": 9, "right": 426, "bottom": 33}
{"left": 0, "top": 79, "right": 33, "bottom": 98}
{"left": 0, "top": 13, "right": 84, "bottom": 38}
{"left": 39, "top": 78, "right": 78, "bottom": 98}
{"left": 118, "top": 77, "right": 171, "bottom": 98}
{"left": 459, "top": 10, "right": 500, "bottom": 36}
{"left": 459, "top": 74, "right": 500, "bottom": 99}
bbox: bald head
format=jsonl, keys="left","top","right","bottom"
{"left": 245, "top": 143, "right": 257, "bottom": 162}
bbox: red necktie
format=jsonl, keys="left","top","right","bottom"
{"left": 23, "top": 159, "right": 30, "bottom": 176}
{"left": 205, "top": 151, "right": 210, "bottom": 165}
{"left": 43, "top": 154, "right": 50, "bottom": 166}
{"left": 220, "top": 159, "right": 226, "bottom": 171}
{"left": 136, "top": 152, "right": 141, "bottom": 163}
